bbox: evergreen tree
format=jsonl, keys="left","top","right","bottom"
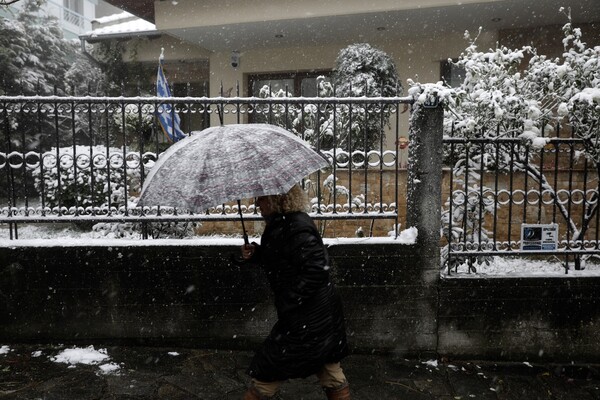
{"left": 331, "top": 43, "right": 402, "bottom": 150}
{"left": 0, "top": 16, "right": 26, "bottom": 94}
{"left": 0, "top": 0, "right": 112, "bottom": 150}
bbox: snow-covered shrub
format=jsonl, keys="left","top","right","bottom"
{"left": 257, "top": 43, "right": 401, "bottom": 151}
{"left": 304, "top": 175, "right": 366, "bottom": 236}
{"left": 91, "top": 221, "right": 198, "bottom": 239}
{"left": 257, "top": 77, "right": 337, "bottom": 147}
{"left": 409, "top": 10, "right": 600, "bottom": 270}
{"left": 110, "top": 103, "right": 155, "bottom": 147}
{"left": 331, "top": 43, "right": 402, "bottom": 150}
{"left": 141, "top": 221, "right": 199, "bottom": 239}
{"left": 31, "top": 145, "right": 141, "bottom": 211}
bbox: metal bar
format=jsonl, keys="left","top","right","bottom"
{"left": 581, "top": 156, "right": 589, "bottom": 244}
{"left": 20, "top": 103, "right": 28, "bottom": 220}
{"left": 523, "top": 144, "right": 529, "bottom": 224}
{"left": 448, "top": 122, "right": 456, "bottom": 272}
{"left": 443, "top": 137, "right": 585, "bottom": 144}
{"left": 89, "top": 101, "right": 96, "bottom": 215}
{"left": 508, "top": 139, "right": 515, "bottom": 250}
{"left": 267, "top": 83, "right": 272, "bottom": 125}
{"left": 379, "top": 100, "right": 384, "bottom": 214}
{"left": 316, "top": 93, "right": 322, "bottom": 215}
{"left": 332, "top": 92, "right": 338, "bottom": 214}
{"left": 552, "top": 133, "right": 559, "bottom": 223}
{"left": 54, "top": 99, "right": 62, "bottom": 216}
{"left": 394, "top": 102, "right": 399, "bottom": 238}
{"left": 0, "top": 212, "right": 398, "bottom": 224}
{"left": 0, "top": 95, "right": 415, "bottom": 105}
{"left": 284, "top": 84, "right": 289, "bottom": 129}
{"left": 2, "top": 100, "right": 15, "bottom": 239}
{"left": 363, "top": 88, "right": 368, "bottom": 214}
{"left": 596, "top": 181, "right": 600, "bottom": 251}
{"left": 462, "top": 142, "right": 470, "bottom": 251}
{"left": 567, "top": 139, "right": 575, "bottom": 249}
{"left": 347, "top": 101, "right": 353, "bottom": 214}
{"left": 39, "top": 101, "right": 46, "bottom": 217}
{"left": 450, "top": 250, "right": 600, "bottom": 257}
{"left": 71, "top": 100, "right": 79, "bottom": 216}
{"left": 492, "top": 124, "right": 500, "bottom": 251}
{"left": 537, "top": 124, "right": 545, "bottom": 223}
{"left": 478, "top": 136, "right": 484, "bottom": 249}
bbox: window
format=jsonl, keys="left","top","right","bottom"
{"left": 440, "top": 59, "right": 465, "bottom": 88}
{"left": 63, "top": 0, "right": 83, "bottom": 27}
{"left": 248, "top": 70, "right": 332, "bottom": 97}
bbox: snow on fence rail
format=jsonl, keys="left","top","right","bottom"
{"left": 0, "top": 95, "right": 413, "bottom": 239}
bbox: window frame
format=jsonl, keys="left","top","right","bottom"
{"left": 247, "top": 70, "right": 332, "bottom": 97}
{"left": 440, "top": 58, "right": 466, "bottom": 88}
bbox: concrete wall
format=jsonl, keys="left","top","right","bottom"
{"left": 0, "top": 242, "right": 436, "bottom": 355}
{"left": 2, "top": 242, "right": 600, "bottom": 362}
{"left": 438, "top": 277, "right": 600, "bottom": 363}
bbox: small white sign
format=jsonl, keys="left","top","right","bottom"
{"left": 520, "top": 223, "right": 559, "bottom": 251}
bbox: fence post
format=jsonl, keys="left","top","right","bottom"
{"left": 407, "top": 100, "right": 444, "bottom": 274}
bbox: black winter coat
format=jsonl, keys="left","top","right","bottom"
{"left": 247, "top": 212, "right": 348, "bottom": 382}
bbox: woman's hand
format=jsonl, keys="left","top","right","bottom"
{"left": 241, "top": 243, "right": 256, "bottom": 260}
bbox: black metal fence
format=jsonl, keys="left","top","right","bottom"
{"left": 443, "top": 124, "right": 600, "bottom": 272}
{"left": 0, "top": 95, "right": 412, "bottom": 239}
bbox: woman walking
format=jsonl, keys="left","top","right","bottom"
{"left": 240, "top": 184, "right": 350, "bottom": 400}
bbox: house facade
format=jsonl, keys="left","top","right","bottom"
{"left": 83, "top": 0, "right": 600, "bottom": 141}
{"left": 1, "top": 0, "right": 121, "bottom": 39}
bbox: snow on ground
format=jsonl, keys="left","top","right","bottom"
{"left": 51, "top": 346, "right": 112, "bottom": 369}
{"left": 0, "top": 345, "right": 182, "bottom": 376}
{"left": 1, "top": 345, "right": 119, "bottom": 374}
{"left": 445, "top": 256, "right": 600, "bottom": 277}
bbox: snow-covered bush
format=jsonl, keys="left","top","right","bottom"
{"left": 256, "top": 77, "right": 338, "bottom": 147}
{"left": 31, "top": 145, "right": 140, "bottom": 211}
{"left": 331, "top": 43, "right": 402, "bottom": 150}
{"left": 304, "top": 174, "right": 366, "bottom": 236}
{"left": 308, "top": 174, "right": 360, "bottom": 213}
{"left": 410, "top": 10, "right": 600, "bottom": 270}
{"left": 110, "top": 103, "right": 155, "bottom": 146}
{"left": 257, "top": 43, "right": 401, "bottom": 151}
{"left": 91, "top": 220, "right": 198, "bottom": 239}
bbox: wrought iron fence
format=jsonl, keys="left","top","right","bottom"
{"left": 0, "top": 95, "right": 412, "bottom": 239}
{"left": 443, "top": 124, "right": 600, "bottom": 272}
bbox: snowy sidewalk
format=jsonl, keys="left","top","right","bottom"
{"left": 1, "top": 344, "right": 599, "bottom": 399}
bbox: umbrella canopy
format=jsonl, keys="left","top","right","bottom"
{"left": 137, "top": 123, "right": 329, "bottom": 213}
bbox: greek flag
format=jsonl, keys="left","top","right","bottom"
{"left": 156, "top": 50, "right": 186, "bottom": 142}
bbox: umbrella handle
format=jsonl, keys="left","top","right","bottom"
{"left": 237, "top": 200, "right": 249, "bottom": 246}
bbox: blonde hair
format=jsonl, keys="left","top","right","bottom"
{"left": 261, "top": 184, "right": 308, "bottom": 214}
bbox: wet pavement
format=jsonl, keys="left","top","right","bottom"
{"left": 1, "top": 343, "right": 600, "bottom": 399}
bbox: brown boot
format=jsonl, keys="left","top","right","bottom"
{"left": 324, "top": 383, "right": 351, "bottom": 400}
{"left": 242, "top": 386, "right": 264, "bottom": 400}
{"left": 242, "top": 386, "right": 281, "bottom": 400}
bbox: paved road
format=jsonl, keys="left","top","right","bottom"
{"left": 1, "top": 344, "right": 599, "bottom": 399}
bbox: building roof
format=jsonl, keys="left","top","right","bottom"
{"left": 81, "top": 11, "right": 157, "bottom": 41}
